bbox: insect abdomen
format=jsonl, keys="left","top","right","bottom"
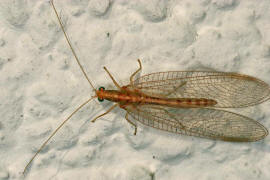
{"left": 143, "top": 97, "right": 217, "bottom": 107}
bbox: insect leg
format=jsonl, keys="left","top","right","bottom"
{"left": 164, "top": 81, "right": 187, "bottom": 97}
{"left": 91, "top": 104, "right": 118, "bottom": 122}
{"left": 103, "top": 67, "right": 122, "bottom": 90}
{"left": 129, "top": 59, "right": 142, "bottom": 87}
{"left": 125, "top": 112, "right": 137, "bottom": 135}
{"left": 145, "top": 105, "right": 186, "bottom": 129}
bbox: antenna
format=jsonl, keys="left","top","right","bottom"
{"left": 51, "top": 0, "right": 96, "bottom": 92}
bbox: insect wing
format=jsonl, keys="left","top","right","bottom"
{"left": 129, "top": 71, "right": 270, "bottom": 108}
{"left": 125, "top": 105, "right": 268, "bottom": 142}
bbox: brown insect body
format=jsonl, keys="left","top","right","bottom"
{"left": 98, "top": 88, "right": 217, "bottom": 108}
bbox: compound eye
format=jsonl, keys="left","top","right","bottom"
{"left": 98, "top": 97, "right": 104, "bottom": 102}
{"left": 99, "top": 87, "right": 105, "bottom": 91}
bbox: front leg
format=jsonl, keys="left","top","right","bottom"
{"left": 103, "top": 67, "right": 122, "bottom": 90}
{"left": 91, "top": 104, "right": 118, "bottom": 122}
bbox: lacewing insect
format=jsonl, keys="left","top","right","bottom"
{"left": 23, "top": 0, "right": 270, "bottom": 175}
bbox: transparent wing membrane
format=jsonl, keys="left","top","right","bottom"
{"left": 125, "top": 105, "right": 268, "bottom": 142}
{"left": 130, "top": 71, "right": 270, "bottom": 108}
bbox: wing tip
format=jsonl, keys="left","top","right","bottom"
{"left": 219, "top": 125, "right": 268, "bottom": 142}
